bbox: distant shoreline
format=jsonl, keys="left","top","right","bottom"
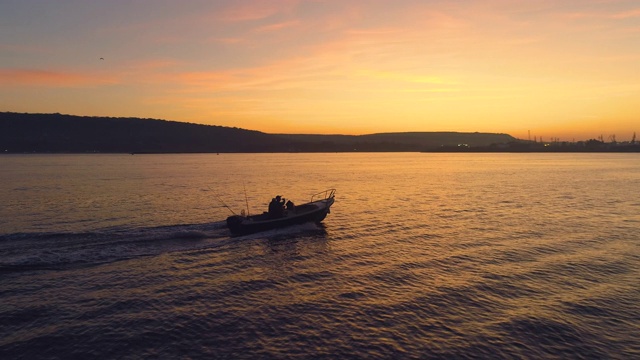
{"left": 3, "top": 148, "right": 639, "bottom": 155}
{"left": 2, "top": 112, "right": 638, "bottom": 153}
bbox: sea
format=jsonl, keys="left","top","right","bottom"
{"left": 1, "top": 153, "right": 638, "bottom": 359}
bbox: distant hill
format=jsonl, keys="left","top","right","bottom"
{"left": 0, "top": 112, "right": 517, "bottom": 153}
{"left": 276, "top": 132, "right": 517, "bottom": 151}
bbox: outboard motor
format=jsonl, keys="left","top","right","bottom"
{"left": 226, "top": 215, "right": 245, "bottom": 231}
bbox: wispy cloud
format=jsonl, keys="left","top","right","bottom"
{"left": 256, "top": 20, "right": 301, "bottom": 32}
{"left": 355, "top": 69, "right": 457, "bottom": 86}
{"left": 0, "top": 69, "right": 118, "bottom": 87}
{"left": 0, "top": 44, "right": 49, "bottom": 55}
{"left": 610, "top": 8, "right": 640, "bottom": 19}
{"left": 217, "top": 0, "right": 299, "bottom": 22}
{"left": 210, "top": 37, "right": 245, "bottom": 44}
{"left": 559, "top": 6, "right": 640, "bottom": 20}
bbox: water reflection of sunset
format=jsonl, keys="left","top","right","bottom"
{"left": 2, "top": 153, "right": 638, "bottom": 357}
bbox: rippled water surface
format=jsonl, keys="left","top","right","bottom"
{"left": 1, "top": 153, "right": 639, "bottom": 359}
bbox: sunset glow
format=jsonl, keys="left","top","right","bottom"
{"left": 1, "top": 0, "right": 639, "bottom": 140}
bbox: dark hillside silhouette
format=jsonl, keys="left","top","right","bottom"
{"left": 1, "top": 112, "right": 517, "bottom": 153}
{"left": 1, "top": 113, "right": 285, "bottom": 153}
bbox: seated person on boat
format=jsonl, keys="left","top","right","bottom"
{"left": 286, "top": 200, "right": 295, "bottom": 213}
{"left": 268, "top": 195, "right": 286, "bottom": 218}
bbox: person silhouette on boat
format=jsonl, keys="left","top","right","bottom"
{"left": 268, "top": 197, "right": 275, "bottom": 213}
{"left": 278, "top": 196, "right": 286, "bottom": 215}
{"left": 268, "top": 196, "right": 278, "bottom": 216}
{"left": 286, "top": 199, "right": 295, "bottom": 213}
{"left": 269, "top": 195, "right": 285, "bottom": 218}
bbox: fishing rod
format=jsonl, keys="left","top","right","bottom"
{"left": 243, "top": 182, "right": 250, "bottom": 217}
{"left": 207, "top": 186, "right": 237, "bottom": 216}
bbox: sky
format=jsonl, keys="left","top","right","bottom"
{"left": 1, "top": 0, "right": 639, "bottom": 140}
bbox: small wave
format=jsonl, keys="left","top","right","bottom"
{"left": 172, "top": 230, "right": 210, "bottom": 239}
{"left": 0, "top": 263, "right": 67, "bottom": 273}
{"left": 493, "top": 316, "right": 609, "bottom": 358}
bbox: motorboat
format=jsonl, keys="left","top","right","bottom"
{"left": 227, "top": 189, "right": 335, "bottom": 235}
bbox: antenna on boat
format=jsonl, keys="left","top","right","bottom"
{"left": 208, "top": 186, "right": 237, "bottom": 215}
{"left": 243, "top": 182, "right": 250, "bottom": 217}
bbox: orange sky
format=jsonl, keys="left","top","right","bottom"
{"left": 1, "top": 0, "right": 639, "bottom": 140}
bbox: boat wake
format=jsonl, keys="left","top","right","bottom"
{"left": 0, "top": 221, "right": 232, "bottom": 273}
{"left": 0, "top": 220, "right": 331, "bottom": 273}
